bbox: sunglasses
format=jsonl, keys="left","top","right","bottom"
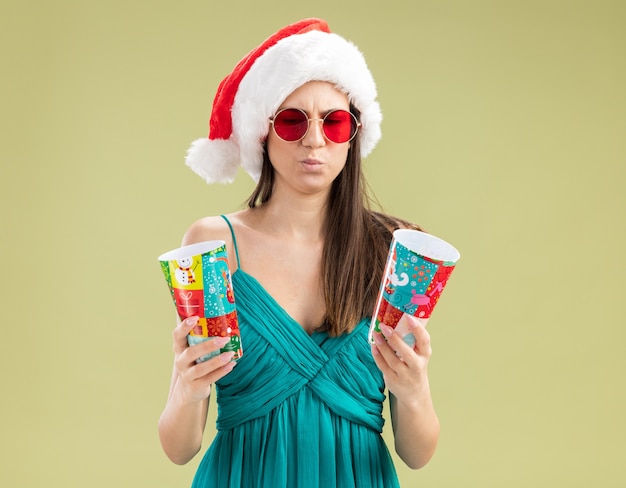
{"left": 269, "top": 108, "right": 361, "bottom": 144}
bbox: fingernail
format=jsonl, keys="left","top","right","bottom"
{"left": 222, "top": 361, "right": 237, "bottom": 372}
{"left": 214, "top": 336, "right": 231, "bottom": 347}
{"left": 220, "top": 351, "right": 236, "bottom": 364}
{"left": 406, "top": 315, "right": 423, "bottom": 328}
{"left": 380, "top": 324, "right": 394, "bottom": 337}
{"left": 373, "top": 332, "right": 385, "bottom": 345}
{"left": 185, "top": 316, "right": 199, "bottom": 325}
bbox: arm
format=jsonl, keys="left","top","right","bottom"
{"left": 158, "top": 317, "right": 237, "bottom": 464}
{"left": 158, "top": 217, "right": 239, "bottom": 464}
{"left": 371, "top": 315, "right": 440, "bottom": 469}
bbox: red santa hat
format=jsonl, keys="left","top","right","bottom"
{"left": 185, "top": 18, "right": 382, "bottom": 184}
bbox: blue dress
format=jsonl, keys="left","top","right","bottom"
{"left": 191, "top": 216, "right": 400, "bottom": 488}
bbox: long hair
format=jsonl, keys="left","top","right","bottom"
{"left": 247, "top": 105, "right": 421, "bottom": 336}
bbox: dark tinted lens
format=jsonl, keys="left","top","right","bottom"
{"left": 323, "top": 110, "right": 357, "bottom": 143}
{"left": 273, "top": 109, "right": 308, "bottom": 141}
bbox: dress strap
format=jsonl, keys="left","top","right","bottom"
{"left": 220, "top": 214, "right": 241, "bottom": 270}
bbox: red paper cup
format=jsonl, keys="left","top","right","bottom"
{"left": 159, "top": 241, "right": 242, "bottom": 362}
{"left": 369, "top": 230, "right": 460, "bottom": 345}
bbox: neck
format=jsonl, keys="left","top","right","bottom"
{"left": 253, "top": 188, "right": 329, "bottom": 241}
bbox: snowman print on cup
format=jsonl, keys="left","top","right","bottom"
{"left": 174, "top": 257, "right": 197, "bottom": 286}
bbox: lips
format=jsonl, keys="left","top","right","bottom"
{"left": 300, "top": 158, "right": 326, "bottom": 172}
{"left": 301, "top": 158, "right": 322, "bottom": 166}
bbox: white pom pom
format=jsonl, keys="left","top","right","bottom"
{"left": 185, "top": 138, "right": 240, "bottom": 184}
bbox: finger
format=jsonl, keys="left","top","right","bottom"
{"left": 195, "top": 350, "right": 236, "bottom": 375}
{"left": 177, "top": 335, "right": 230, "bottom": 371}
{"left": 371, "top": 341, "right": 399, "bottom": 384}
{"left": 188, "top": 336, "right": 231, "bottom": 364}
{"left": 371, "top": 339, "right": 389, "bottom": 371}
{"left": 173, "top": 316, "right": 199, "bottom": 354}
{"left": 379, "top": 324, "right": 421, "bottom": 369}
{"left": 373, "top": 329, "right": 408, "bottom": 373}
{"left": 185, "top": 350, "right": 238, "bottom": 384}
{"left": 404, "top": 317, "right": 433, "bottom": 357}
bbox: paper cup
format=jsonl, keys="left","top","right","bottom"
{"left": 369, "top": 229, "right": 460, "bottom": 345}
{"left": 158, "top": 241, "right": 242, "bottom": 362}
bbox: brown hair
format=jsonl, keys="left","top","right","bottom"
{"left": 247, "top": 105, "right": 421, "bottom": 336}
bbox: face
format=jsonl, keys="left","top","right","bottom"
{"left": 177, "top": 257, "right": 192, "bottom": 268}
{"left": 266, "top": 81, "right": 352, "bottom": 197}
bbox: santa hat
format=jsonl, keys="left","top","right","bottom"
{"left": 185, "top": 18, "right": 382, "bottom": 184}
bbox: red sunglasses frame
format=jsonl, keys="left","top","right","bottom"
{"left": 269, "top": 108, "right": 361, "bottom": 143}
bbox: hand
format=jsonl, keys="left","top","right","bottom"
{"left": 371, "top": 314, "right": 433, "bottom": 406}
{"left": 172, "top": 316, "right": 237, "bottom": 404}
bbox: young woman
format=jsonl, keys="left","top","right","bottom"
{"left": 158, "top": 19, "right": 440, "bottom": 488}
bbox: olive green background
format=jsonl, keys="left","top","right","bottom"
{"left": 1, "top": 0, "right": 624, "bottom": 486}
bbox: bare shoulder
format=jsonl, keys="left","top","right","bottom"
{"left": 181, "top": 213, "right": 246, "bottom": 271}
{"left": 182, "top": 213, "right": 238, "bottom": 246}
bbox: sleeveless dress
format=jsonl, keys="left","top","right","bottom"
{"left": 191, "top": 216, "right": 400, "bottom": 488}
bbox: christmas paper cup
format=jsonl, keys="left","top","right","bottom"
{"left": 369, "top": 229, "right": 460, "bottom": 345}
{"left": 158, "top": 241, "right": 242, "bottom": 362}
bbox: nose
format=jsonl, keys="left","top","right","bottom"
{"left": 301, "top": 118, "right": 326, "bottom": 147}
